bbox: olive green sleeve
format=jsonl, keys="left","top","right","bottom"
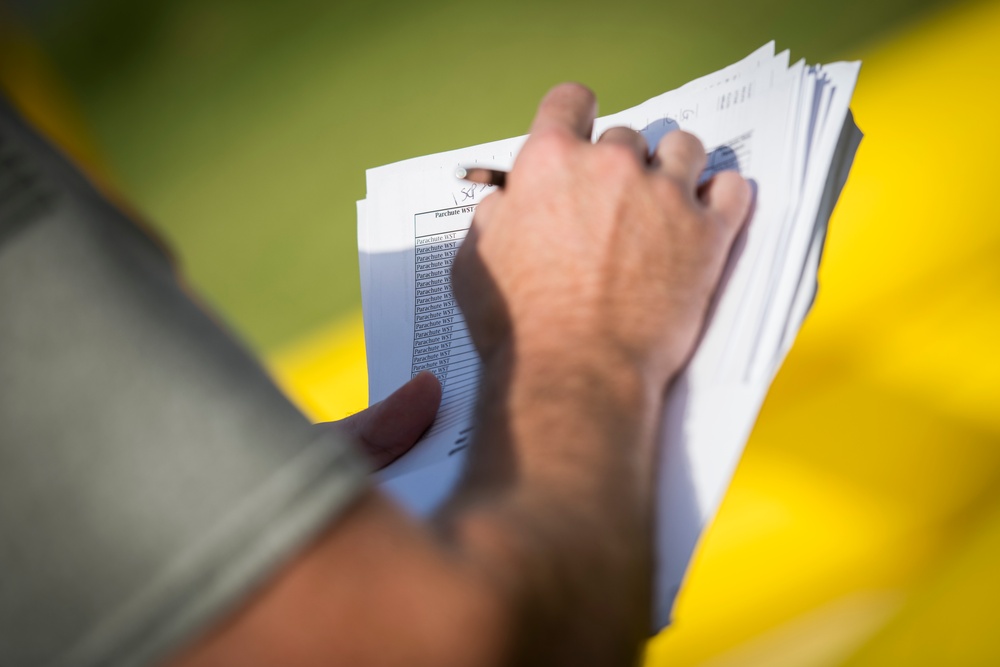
{"left": 0, "top": 93, "right": 370, "bottom": 667}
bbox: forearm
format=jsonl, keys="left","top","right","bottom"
{"left": 168, "top": 81, "right": 750, "bottom": 667}
{"left": 434, "top": 342, "right": 665, "bottom": 666}
{"left": 168, "top": 342, "right": 665, "bottom": 667}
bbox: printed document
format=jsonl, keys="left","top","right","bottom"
{"left": 357, "top": 43, "right": 862, "bottom": 628}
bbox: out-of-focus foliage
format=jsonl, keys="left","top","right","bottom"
{"left": 10, "top": 0, "right": 953, "bottom": 351}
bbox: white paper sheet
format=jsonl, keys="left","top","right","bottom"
{"left": 356, "top": 44, "right": 861, "bottom": 629}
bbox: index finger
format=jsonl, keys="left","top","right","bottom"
{"left": 529, "top": 83, "right": 597, "bottom": 140}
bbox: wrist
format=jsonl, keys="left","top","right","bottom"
{"left": 485, "top": 336, "right": 662, "bottom": 488}
{"left": 499, "top": 331, "right": 666, "bottom": 405}
{"left": 441, "top": 337, "right": 657, "bottom": 666}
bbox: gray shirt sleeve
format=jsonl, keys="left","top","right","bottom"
{"left": 0, "top": 93, "right": 370, "bottom": 667}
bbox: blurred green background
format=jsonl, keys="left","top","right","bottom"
{"left": 7, "top": 0, "right": 951, "bottom": 353}
{"left": 5, "top": 0, "right": 1000, "bottom": 665}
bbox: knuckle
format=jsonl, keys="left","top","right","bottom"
{"left": 599, "top": 125, "right": 634, "bottom": 142}
{"left": 711, "top": 168, "right": 745, "bottom": 193}
{"left": 660, "top": 130, "right": 706, "bottom": 165}
{"left": 674, "top": 130, "right": 706, "bottom": 156}
{"left": 530, "top": 127, "right": 575, "bottom": 157}
{"left": 705, "top": 172, "right": 751, "bottom": 222}
{"left": 552, "top": 81, "right": 596, "bottom": 106}
{"left": 594, "top": 140, "right": 643, "bottom": 172}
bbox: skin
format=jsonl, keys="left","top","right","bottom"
{"left": 168, "top": 83, "right": 751, "bottom": 667}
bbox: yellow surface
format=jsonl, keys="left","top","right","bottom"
{"left": 269, "top": 1, "right": 1000, "bottom": 663}
{"left": 268, "top": 314, "right": 370, "bottom": 422}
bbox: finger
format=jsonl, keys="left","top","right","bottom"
{"left": 653, "top": 130, "right": 707, "bottom": 190}
{"left": 328, "top": 371, "right": 442, "bottom": 470}
{"left": 701, "top": 172, "right": 754, "bottom": 239}
{"left": 458, "top": 167, "right": 507, "bottom": 188}
{"left": 529, "top": 82, "right": 597, "bottom": 140}
{"left": 596, "top": 126, "right": 649, "bottom": 163}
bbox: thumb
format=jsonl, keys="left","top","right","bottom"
{"left": 327, "top": 371, "right": 442, "bottom": 470}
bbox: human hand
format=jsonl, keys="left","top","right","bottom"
{"left": 320, "top": 371, "right": 441, "bottom": 470}
{"left": 452, "top": 83, "right": 753, "bottom": 389}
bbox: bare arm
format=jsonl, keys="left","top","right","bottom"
{"left": 167, "top": 83, "right": 751, "bottom": 667}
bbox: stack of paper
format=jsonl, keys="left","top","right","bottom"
{"left": 356, "top": 43, "right": 862, "bottom": 628}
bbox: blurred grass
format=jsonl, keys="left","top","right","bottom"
{"left": 20, "top": 0, "right": 954, "bottom": 353}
